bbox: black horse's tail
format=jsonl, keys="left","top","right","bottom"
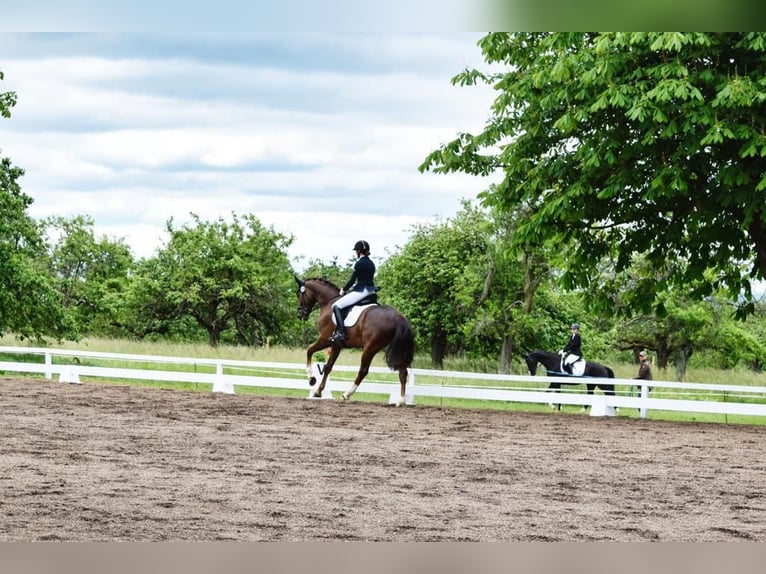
{"left": 385, "top": 316, "right": 415, "bottom": 370}
{"left": 605, "top": 366, "right": 615, "bottom": 378}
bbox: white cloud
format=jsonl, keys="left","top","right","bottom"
{"left": 2, "top": 33, "right": 499, "bottom": 269}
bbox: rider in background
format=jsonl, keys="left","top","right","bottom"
{"left": 560, "top": 322, "right": 583, "bottom": 374}
{"left": 329, "top": 240, "right": 377, "bottom": 343}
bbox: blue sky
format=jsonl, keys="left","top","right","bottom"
{"left": 1, "top": 32, "right": 498, "bottom": 268}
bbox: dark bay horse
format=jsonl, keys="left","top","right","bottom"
{"left": 524, "top": 350, "right": 616, "bottom": 409}
{"left": 295, "top": 277, "right": 415, "bottom": 406}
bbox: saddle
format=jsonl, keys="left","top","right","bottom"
{"left": 336, "top": 292, "right": 378, "bottom": 327}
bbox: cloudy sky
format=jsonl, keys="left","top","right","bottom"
{"left": 0, "top": 32, "right": 499, "bottom": 269}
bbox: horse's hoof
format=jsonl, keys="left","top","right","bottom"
{"left": 341, "top": 393, "right": 350, "bottom": 401}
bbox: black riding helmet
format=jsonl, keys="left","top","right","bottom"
{"left": 353, "top": 240, "right": 370, "bottom": 254}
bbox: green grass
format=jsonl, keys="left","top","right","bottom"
{"left": 1, "top": 335, "right": 765, "bottom": 425}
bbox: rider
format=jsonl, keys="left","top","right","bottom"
{"left": 560, "top": 323, "right": 583, "bottom": 374}
{"left": 329, "top": 240, "right": 377, "bottom": 343}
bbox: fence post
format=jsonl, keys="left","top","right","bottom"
{"left": 639, "top": 383, "right": 649, "bottom": 419}
{"left": 211, "top": 362, "right": 234, "bottom": 394}
{"left": 407, "top": 370, "right": 416, "bottom": 405}
{"left": 45, "top": 352, "right": 52, "bottom": 380}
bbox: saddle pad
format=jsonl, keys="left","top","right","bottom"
{"left": 334, "top": 304, "right": 377, "bottom": 328}
{"left": 571, "top": 361, "right": 586, "bottom": 376}
{"left": 561, "top": 355, "right": 586, "bottom": 377}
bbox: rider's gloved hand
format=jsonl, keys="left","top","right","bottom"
{"left": 339, "top": 289, "right": 345, "bottom": 296}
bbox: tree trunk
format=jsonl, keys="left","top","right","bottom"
{"left": 674, "top": 353, "right": 686, "bottom": 381}
{"left": 656, "top": 340, "right": 670, "bottom": 369}
{"left": 207, "top": 327, "right": 221, "bottom": 347}
{"left": 430, "top": 328, "right": 447, "bottom": 369}
{"left": 674, "top": 346, "right": 693, "bottom": 381}
{"left": 499, "top": 335, "right": 513, "bottom": 374}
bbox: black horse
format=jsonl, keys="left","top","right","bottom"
{"left": 524, "top": 350, "right": 616, "bottom": 409}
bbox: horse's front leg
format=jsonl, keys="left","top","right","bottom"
{"left": 306, "top": 340, "right": 330, "bottom": 394}
{"left": 314, "top": 346, "right": 340, "bottom": 398}
{"left": 548, "top": 382, "right": 561, "bottom": 410}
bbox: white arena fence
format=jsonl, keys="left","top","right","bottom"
{"left": 1, "top": 346, "right": 766, "bottom": 420}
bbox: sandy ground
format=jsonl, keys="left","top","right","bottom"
{"left": 1, "top": 377, "right": 764, "bottom": 541}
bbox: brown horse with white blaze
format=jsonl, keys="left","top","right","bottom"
{"left": 295, "top": 276, "right": 415, "bottom": 406}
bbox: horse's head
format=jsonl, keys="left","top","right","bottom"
{"left": 524, "top": 352, "right": 538, "bottom": 376}
{"left": 295, "top": 276, "right": 341, "bottom": 319}
{"left": 295, "top": 276, "right": 315, "bottom": 320}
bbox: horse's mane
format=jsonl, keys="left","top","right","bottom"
{"left": 304, "top": 277, "right": 340, "bottom": 290}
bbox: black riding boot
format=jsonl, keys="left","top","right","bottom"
{"left": 329, "top": 306, "right": 346, "bottom": 343}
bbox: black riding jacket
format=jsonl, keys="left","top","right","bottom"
{"left": 343, "top": 255, "right": 376, "bottom": 292}
{"left": 563, "top": 332, "right": 582, "bottom": 357}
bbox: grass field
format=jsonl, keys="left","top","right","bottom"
{"left": 2, "top": 335, "right": 765, "bottom": 425}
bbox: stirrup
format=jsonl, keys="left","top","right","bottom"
{"left": 329, "top": 331, "right": 346, "bottom": 343}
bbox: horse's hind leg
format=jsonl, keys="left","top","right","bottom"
{"left": 581, "top": 384, "right": 596, "bottom": 412}
{"left": 394, "top": 367, "right": 408, "bottom": 407}
{"left": 548, "top": 382, "right": 562, "bottom": 410}
{"left": 341, "top": 348, "right": 376, "bottom": 401}
{"left": 604, "top": 383, "right": 618, "bottom": 413}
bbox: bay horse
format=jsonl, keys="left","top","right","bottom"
{"left": 524, "top": 349, "right": 616, "bottom": 410}
{"left": 295, "top": 277, "right": 415, "bottom": 406}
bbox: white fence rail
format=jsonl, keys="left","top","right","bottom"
{"left": 1, "top": 346, "right": 766, "bottom": 420}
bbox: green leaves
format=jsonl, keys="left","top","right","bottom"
{"left": 130, "top": 213, "right": 296, "bottom": 347}
{"left": 422, "top": 32, "right": 766, "bottom": 317}
{"left": 0, "top": 69, "right": 17, "bottom": 119}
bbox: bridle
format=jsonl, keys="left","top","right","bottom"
{"left": 295, "top": 276, "right": 317, "bottom": 320}
{"left": 296, "top": 284, "right": 316, "bottom": 320}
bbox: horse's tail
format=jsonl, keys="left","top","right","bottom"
{"left": 605, "top": 366, "right": 615, "bottom": 378}
{"left": 385, "top": 316, "right": 415, "bottom": 370}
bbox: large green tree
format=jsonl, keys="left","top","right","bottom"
{"left": 377, "top": 202, "right": 490, "bottom": 367}
{"left": 44, "top": 215, "right": 134, "bottom": 337}
{"left": 421, "top": 32, "right": 766, "bottom": 316}
{"left": 615, "top": 286, "right": 715, "bottom": 379}
{"left": 1, "top": 70, "right": 74, "bottom": 341}
{"left": 127, "top": 213, "right": 296, "bottom": 347}
{"left": 451, "top": 205, "right": 556, "bottom": 372}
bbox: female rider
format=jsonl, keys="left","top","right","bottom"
{"left": 329, "top": 240, "right": 377, "bottom": 343}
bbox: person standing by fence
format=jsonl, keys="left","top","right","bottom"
{"left": 632, "top": 350, "right": 653, "bottom": 396}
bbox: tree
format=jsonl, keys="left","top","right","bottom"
{"left": 43, "top": 215, "right": 134, "bottom": 337}
{"left": 453, "top": 205, "right": 555, "bottom": 373}
{"left": 420, "top": 33, "right": 766, "bottom": 317}
{"left": 1, "top": 71, "right": 74, "bottom": 341}
{"left": 377, "top": 203, "right": 490, "bottom": 367}
{"left": 615, "top": 293, "right": 713, "bottom": 380}
{"left": 127, "top": 213, "right": 297, "bottom": 347}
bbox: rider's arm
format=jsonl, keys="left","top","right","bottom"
{"left": 342, "top": 268, "right": 358, "bottom": 293}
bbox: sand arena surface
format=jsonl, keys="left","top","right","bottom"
{"left": 1, "top": 377, "right": 764, "bottom": 541}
